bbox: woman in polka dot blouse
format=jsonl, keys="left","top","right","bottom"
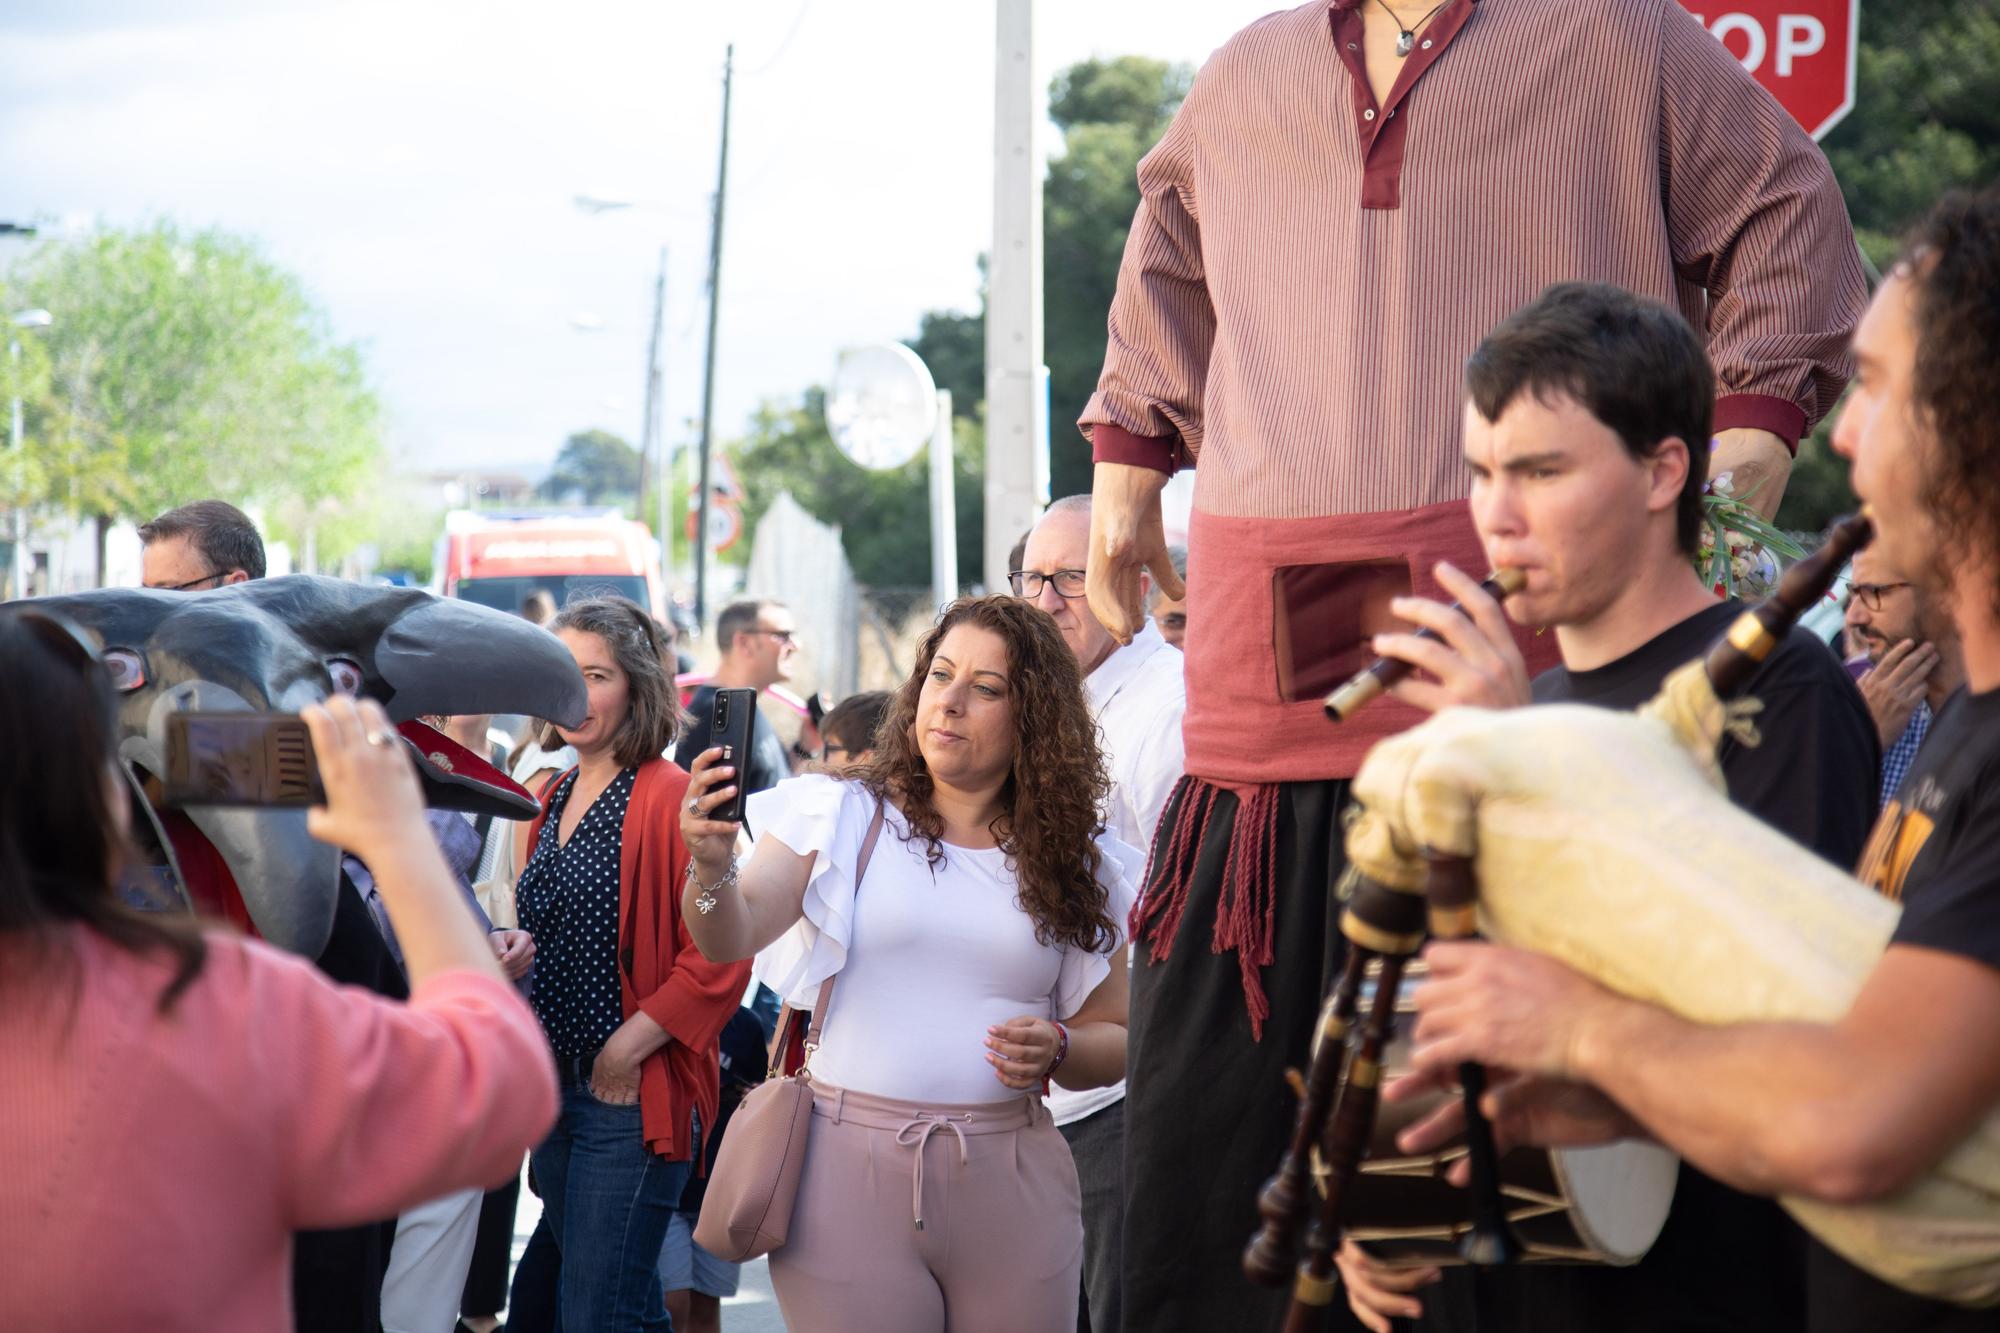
{"left": 509, "top": 596, "right": 751, "bottom": 1331}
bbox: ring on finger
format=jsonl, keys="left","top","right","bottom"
{"left": 364, "top": 729, "right": 393, "bottom": 749}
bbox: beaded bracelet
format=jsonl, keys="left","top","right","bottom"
{"left": 1046, "top": 1020, "right": 1070, "bottom": 1079}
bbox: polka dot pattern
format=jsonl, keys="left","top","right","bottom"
{"left": 516, "top": 766, "right": 636, "bottom": 1058}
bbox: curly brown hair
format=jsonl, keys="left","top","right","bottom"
{"left": 1904, "top": 185, "right": 2000, "bottom": 614}
{"left": 855, "top": 595, "right": 1118, "bottom": 954}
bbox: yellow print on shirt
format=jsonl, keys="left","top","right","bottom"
{"left": 1856, "top": 799, "right": 1936, "bottom": 904}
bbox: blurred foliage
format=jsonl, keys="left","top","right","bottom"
{"left": 540, "top": 427, "right": 642, "bottom": 507}
{"left": 910, "top": 305, "right": 985, "bottom": 424}
{"left": 1819, "top": 0, "right": 2000, "bottom": 272}
{"left": 3, "top": 221, "right": 383, "bottom": 563}
{"left": 906, "top": 55, "right": 1193, "bottom": 504}
{"left": 1777, "top": 0, "right": 2000, "bottom": 535}
{"left": 729, "top": 387, "right": 986, "bottom": 588}
{"left": 1774, "top": 420, "right": 1860, "bottom": 536}
{"left": 1043, "top": 57, "right": 1193, "bottom": 501}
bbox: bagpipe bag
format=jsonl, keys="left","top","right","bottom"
{"left": 1342, "top": 660, "right": 2000, "bottom": 1307}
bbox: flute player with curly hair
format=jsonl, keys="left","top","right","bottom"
{"left": 680, "top": 595, "right": 1141, "bottom": 1333}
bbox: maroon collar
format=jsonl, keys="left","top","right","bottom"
{"left": 1330, "top": 0, "right": 1480, "bottom": 10}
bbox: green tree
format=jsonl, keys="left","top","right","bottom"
{"left": 3, "top": 222, "right": 384, "bottom": 569}
{"left": 1819, "top": 0, "right": 2000, "bottom": 271}
{"left": 1775, "top": 1, "right": 2000, "bottom": 534}
{"left": 909, "top": 307, "right": 985, "bottom": 422}
{"left": 1043, "top": 58, "right": 1193, "bottom": 500}
{"left": 730, "top": 388, "right": 985, "bottom": 588}
{"left": 904, "top": 56, "right": 1192, "bottom": 501}
{"left": 539, "top": 428, "right": 641, "bottom": 506}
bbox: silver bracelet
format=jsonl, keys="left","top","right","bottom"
{"left": 688, "top": 855, "right": 740, "bottom": 916}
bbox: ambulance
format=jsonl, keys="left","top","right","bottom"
{"left": 434, "top": 510, "right": 664, "bottom": 618}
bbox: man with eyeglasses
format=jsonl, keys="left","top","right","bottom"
{"left": 1016, "top": 494, "right": 1185, "bottom": 1333}
{"left": 1846, "top": 546, "right": 1965, "bottom": 808}
{"left": 138, "top": 500, "right": 266, "bottom": 589}
{"left": 674, "top": 598, "right": 798, "bottom": 807}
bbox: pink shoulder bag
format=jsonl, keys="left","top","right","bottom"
{"left": 693, "top": 799, "right": 886, "bottom": 1262}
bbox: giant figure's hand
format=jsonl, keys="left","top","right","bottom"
{"left": 1710, "top": 428, "right": 1792, "bottom": 519}
{"left": 1085, "top": 462, "right": 1183, "bottom": 646}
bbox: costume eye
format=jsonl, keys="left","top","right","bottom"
{"left": 326, "top": 657, "right": 364, "bottom": 695}
{"left": 102, "top": 648, "right": 147, "bottom": 693}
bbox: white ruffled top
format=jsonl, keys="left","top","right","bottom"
{"left": 747, "top": 774, "right": 1141, "bottom": 1105}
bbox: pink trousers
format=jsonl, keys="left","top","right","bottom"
{"left": 767, "top": 1082, "right": 1083, "bottom": 1332}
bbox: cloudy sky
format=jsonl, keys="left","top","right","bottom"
{"left": 0, "top": 0, "right": 1285, "bottom": 481}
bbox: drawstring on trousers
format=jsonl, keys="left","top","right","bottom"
{"left": 893, "top": 1112, "right": 974, "bottom": 1230}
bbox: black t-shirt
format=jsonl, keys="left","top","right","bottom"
{"left": 1417, "top": 601, "right": 1880, "bottom": 1333}
{"left": 673, "top": 684, "right": 791, "bottom": 825}
{"left": 1531, "top": 600, "right": 1881, "bottom": 863}
{"left": 1806, "top": 686, "right": 2000, "bottom": 1332}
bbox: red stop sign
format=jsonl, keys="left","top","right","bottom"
{"left": 1682, "top": 2, "right": 1859, "bottom": 140}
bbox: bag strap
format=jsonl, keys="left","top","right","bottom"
{"left": 798, "top": 796, "right": 886, "bottom": 1060}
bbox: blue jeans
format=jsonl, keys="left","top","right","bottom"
{"left": 521, "top": 1077, "right": 692, "bottom": 1333}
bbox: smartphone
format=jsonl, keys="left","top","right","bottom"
{"left": 705, "top": 687, "right": 759, "bottom": 826}
{"left": 162, "top": 712, "right": 326, "bottom": 807}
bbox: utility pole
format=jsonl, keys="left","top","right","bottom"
{"left": 985, "top": 0, "right": 1048, "bottom": 590}
{"left": 694, "top": 44, "right": 734, "bottom": 630}
{"left": 640, "top": 246, "right": 667, "bottom": 590}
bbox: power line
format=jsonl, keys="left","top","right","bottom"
{"left": 744, "top": 0, "right": 812, "bottom": 77}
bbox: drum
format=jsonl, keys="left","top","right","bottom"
{"left": 1342, "top": 961, "right": 1680, "bottom": 1267}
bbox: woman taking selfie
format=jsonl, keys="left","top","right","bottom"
{"left": 681, "top": 595, "right": 1139, "bottom": 1332}
{"left": 0, "top": 609, "right": 557, "bottom": 1333}
{"left": 507, "top": 596, "right": 749, "bottom": 1332}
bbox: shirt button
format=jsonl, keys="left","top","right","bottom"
{"left": 1363, "top": 108, "right": 1376, "bottom": 121}
{"left": 1347, "top": 41, "right": 1358, "bottom": 49}
{"left": 1421, "top": 38, "right": 1434, "bottom": 49}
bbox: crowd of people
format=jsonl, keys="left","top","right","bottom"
{"left": 7, "top": 3, "right": 2000, "bottom": 1331}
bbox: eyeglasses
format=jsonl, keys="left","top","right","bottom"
{"left": 755, "top": 628, "right": 796, "bottom": 645}
{"left": 1850, "top": 581, "right": 1910, "bottom": 612}
{"left": 820, "top": 742, "right": 854, "bottom": 763}
{"left": 151, "top": 570, "right": 226, "bottom": 592}
{"left": 1008, "top": 568, "right": 1087, "bottom": 599}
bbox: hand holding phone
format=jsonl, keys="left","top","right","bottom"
{"left": 680, "top": 747, "right": 741, "bottom": 878}
{"left": 163, "top": 700, "right": 428, "bottom": 865}
{"left": 704, "top": 687, "right": 759, "bottom": 826}
{"left": 296, "top": 698, "right": 428, "bottom": 862}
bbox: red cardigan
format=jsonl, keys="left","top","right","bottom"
{"left": 527, "top": 757, "right": 751, "bottom": 1161}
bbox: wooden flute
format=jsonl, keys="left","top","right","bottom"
{"left": 1322, "top": 568, "right": 1530, "bottom": 721}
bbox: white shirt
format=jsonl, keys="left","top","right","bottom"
{"left": 1086, "top": 620, "right": 1187, "bottom": 857}
{"left": 748, "top": 776, "right": 1140, "bottom": 1106}
{"left": 1050, "top": 620, "right": 1188, "bottom": 1126}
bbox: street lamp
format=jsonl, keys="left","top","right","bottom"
{"left": 9, "top": 307, "right": 52, "bottom": 601}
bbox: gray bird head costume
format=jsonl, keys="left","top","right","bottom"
{"left": 31, "top": 576, "right": 588, "bottom": 959}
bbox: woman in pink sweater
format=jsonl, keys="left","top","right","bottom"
{"left": 0, "top": 608, "right": 560, "bottom": 1333}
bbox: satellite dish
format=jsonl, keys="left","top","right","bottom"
{"left": 826, "top": 343, "right": 938, "bottom": 471}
